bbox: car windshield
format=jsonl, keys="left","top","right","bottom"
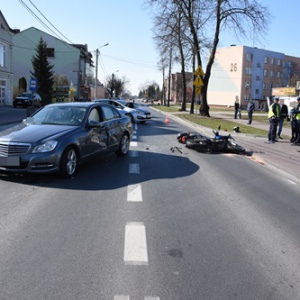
{"left": 21, "top": 92, "right": 32, "bottom": 97}
{"left": 28, "top": 105, "right": 87, "bottom": 126}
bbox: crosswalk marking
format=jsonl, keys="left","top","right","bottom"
{"left": 124, "top": 222, "right": 148, "bottom": 265}
{"left": 127, "top": 184, "right": 142, "bottom": 202}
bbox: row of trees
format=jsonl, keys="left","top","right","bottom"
{"left": 146, "top": 0, "right": 270, "bottom": 116}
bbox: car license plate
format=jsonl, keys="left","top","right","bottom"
{"left": 0, "top": 156, "right": 20, "bottom": 166}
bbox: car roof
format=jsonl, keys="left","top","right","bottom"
{"left": 46, "top": 102, "right": 107, "bottom": 108}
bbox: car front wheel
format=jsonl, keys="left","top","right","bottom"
{"left": 116, "top": 134, "right": 130, "bottom": 157}
{"left": 60, "top": 146, "right": 77, "bottom": 177}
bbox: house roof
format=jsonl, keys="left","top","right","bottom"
{"left": 0, "top": 10, "right": 20, "bottom": 34}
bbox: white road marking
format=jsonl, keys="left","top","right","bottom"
{"left": 132, "top": 135, "right": 137, "bottom": 140}
{"left": 287, "top": 179, "right": 296, "bottom": 185}
{"left": 129, "top": 163, "right": 140, "bottom": 174}
{"left": 114, "top": 296, "right": 129, "bottom": 300}
{"left": 134, "top": 124, "right": 138, "bottom": 131}
{"left": 114, "top": 296, "right": 160, "bottom": 300}
{"left": 127, "top": 184, "right": 142, "bottom": 202}
{"left": 130, "top": 141, "right": 138, "bottom": 147}
{"left": 124, "top": 222, "right": 148, "bottom": 265}
{"left": 129, "top": 151, "right": 138, "bottom": 157}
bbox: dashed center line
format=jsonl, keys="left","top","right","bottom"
{"left": 129, "top": 163, "right": 140, "bottom": 174}
{"left": 127, "top": 184, "right": 142, "bottom": 202}
{"left": 114, "top": 296, "right": 160, "bottom": 300}
{"left": 124, "top": 222, "right": 148, "bottom": 265}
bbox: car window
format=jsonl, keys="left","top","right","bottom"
{"left": 88, "top": 108, "right": 100, "bottom": 122}
{"left": 101, "top": 105, "right": 120, "bottom": 121}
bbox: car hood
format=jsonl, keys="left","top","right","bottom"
{"left": 135, "top": 107, "right": 150, "bottom": 113}
{"left": 0, "top": 123, "right": 78, "bottom": 144}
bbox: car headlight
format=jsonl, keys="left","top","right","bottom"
{"left": 32, "top": 140, "right": 58, "bottom": 153}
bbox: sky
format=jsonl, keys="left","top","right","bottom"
{"left": 1, "top": 0, "right": 300, "bottom": 96}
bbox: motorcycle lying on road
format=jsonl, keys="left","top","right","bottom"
{"left": 177, "top": 126, "right": 246, "bottom": 154}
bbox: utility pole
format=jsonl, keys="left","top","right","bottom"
{"left": 94, "top": 43, "right": 109, "bottom": 99}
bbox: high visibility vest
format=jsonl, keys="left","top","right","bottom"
{"left": 268, "top": 103, "right": 280, "bottom": 118}
{"left": 296, "top": 104, "right": 300, "bottom": 120}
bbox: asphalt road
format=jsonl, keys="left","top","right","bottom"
{"left": 0, "top": 107, "right": 299, "bottom": 299}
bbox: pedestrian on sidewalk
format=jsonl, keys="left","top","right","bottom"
{"left": 277, "top": 99, "right": 288, "bottom": 139}
{"left": 267, "top": 97, "right": 280, "bottom": 144}
{"left": 289, "top": 107, "right": 297, "bottom": 142}
{"left": 234, "top": 100, "right": 239, "bottom": 119}
{"left": 247, "top": 100, "right": 255, "bottom": 124}
{"left": 292, "top": 97, "right": 300, "bottom": 145}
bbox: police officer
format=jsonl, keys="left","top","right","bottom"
{"left": 267, "top": 97, "right": 280, "bottom": 144}
{"left": 292, "top": 97, "right": 300, "bottom": 145}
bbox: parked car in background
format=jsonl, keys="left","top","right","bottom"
{"left": 13, "top": 92, "right": 42, "bottom": 108}
{"left": 93, "top": 99, "right": 151, "bottom": 123}
{"left": 0, "top": 102, "right": 133, "bottom": 177}
{"left": 123, "top": 101, "right": 152, "bottom": 120}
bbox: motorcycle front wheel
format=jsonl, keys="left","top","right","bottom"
{"left": 227, "top": 141, "right": 246, "bottom": 154}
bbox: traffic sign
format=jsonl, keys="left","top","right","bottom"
{"left": 29, "top": 79, "right": 37, "bottom": 91}
{"left": 196, "top": 86, "right": 201, "bottom": 95}
{"left": 193, "top": 75, "right": 204, "bottom": 87}
{"left": 194, "top": 65, "right": 205, "bottom": 76}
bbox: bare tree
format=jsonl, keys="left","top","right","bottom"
{"left": 147, "top": 0, "right": 270, "bottom": 116}
{"left": 106, "top": 74, "right": 128, "bottom": 98}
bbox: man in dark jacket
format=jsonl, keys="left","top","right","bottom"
{"left": 247, "top": 100, "right": 255, "bottom": 124}
{"left": 277, "top": 100, "right": 288, "bottom": 139}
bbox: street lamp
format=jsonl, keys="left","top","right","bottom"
{"left": 94, "top": 43, "right": 109, "bottom": 99}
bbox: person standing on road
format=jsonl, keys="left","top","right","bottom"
{"left": 277, "top": 99, "right": 288, "bottom": 139}
{"left": 267, "top": 97, "right": 280, "bottom": 144}
{"left": 234, "top": 100, "right": 239, "bottom": 119}
{"left": 247, "top": 100, "right": 255, "bottom": 124}
{"left": 292, "top": 97, "right": 300, "bottom": 145}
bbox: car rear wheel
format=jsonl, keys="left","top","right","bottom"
{"left": 115, "top": 134, "right": 130, "bottom": 157}
{"left": 60, "top": 146, "right": 77, "bottom": 177}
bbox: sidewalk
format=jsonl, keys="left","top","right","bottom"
{"left": 163, "top": 109, "right": 300, "bottom": 182}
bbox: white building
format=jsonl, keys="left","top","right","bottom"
{"left": 207, "top": 45, "right": 300, "bottom": 109}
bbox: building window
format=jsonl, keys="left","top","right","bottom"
{"left": 263, "top": 83, "right": 267, "bottom": 89}
{"left": 277, "top": 71, "right": 281, "bottom": 78}
{"left": 257, "top": 63, "right": 261, "bottom": 68}
{"left": 0, "top": 43, "right": 6, "bottom": 67}
{"left": 256, "top": 76, "right": 260, "bottom": 81}
{"left": 246, "top": 53, "right": 253, "bottom": 61}
{"left": 270, "top": 70, "right": 274, "bottom": 77}
{"left": 244, "top": 94, "right": 251, "bottom": 101}
{"left": 246, "top": 67, "right": 252, "bottom": 75}
{"left": 264, "top": 69, "right": 267, "bottom": 77}
{"left": 277, "top": 59, "right": 281, "bottom": 66}
{"left": 245, "top": 81, "right": 250, "bottom": 88}
{"left": 264, "top": 57, "right": 268, "bottom": 64}
{"left": 255, "top": 89, "right": 259, "bottom": 94}
{"left": 271, "top": 58, "right": 274, "bottom": 65}
{"left": 46, "top": 48, "right": 55, "bottom": 58}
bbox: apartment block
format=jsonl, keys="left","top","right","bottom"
{"left": 207, "top": 45, "right": 300, "bottom": 109}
